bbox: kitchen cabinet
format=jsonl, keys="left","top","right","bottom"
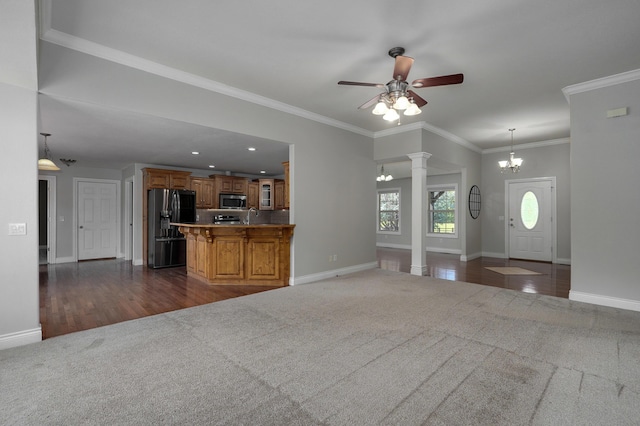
{"left": 144, "top": 168, "right": 191, "bottom": 189}
{"left": 259, "top": 179, "right": 274, "bottom": 210}
{"left": 247, "top": 181, "right": 259, "bottom": 209}
{"left": 282, "top": 161, "right": 290, "bottom": 209}
{"left": 190, "top": 177, "right": 215, "bottom": 208}
{"left": 275, "top": 180, "right": 285, "bottom": 210}
{"left": 177, "top": 224, "right": 295, "bottom": 287}
{"left": 213, "top": 175, "right": 248, "bottom": 194}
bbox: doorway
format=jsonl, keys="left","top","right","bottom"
{"left": 75, "top": 178, "right": 120, "bottom": 261}
{"left": 38, "top": 176, "right": 56, "bottom": 264}
{"left": 506, "top": 178, "right": 555, "bottom": 262}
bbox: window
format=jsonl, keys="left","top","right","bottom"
{"left": 378, "top": 189, "right": 400, "bottom": 233}
{"left": 428, "top": 185, "right": 457, "bottom": 237}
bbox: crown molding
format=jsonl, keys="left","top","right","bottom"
{"left": 38, "top": 27, "right": 372, "bottom": 138}
{"left": 373, "top": 121, "right": 481, "bottom": 153}
{"left": 562, "top": 68, "right": 640, "bottom": 102}
{"left": 482, "top": 137, "right": 570, "bottom": 154}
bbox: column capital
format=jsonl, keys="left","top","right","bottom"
{"left": 407, "top": 152, "right": 432, "bottom": 161}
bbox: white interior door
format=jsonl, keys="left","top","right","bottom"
{"left": 78, "top": 180, "right": 118, "bottom": 260}
{"left": 508, "top": 180, "right": 552, "bottom": 261}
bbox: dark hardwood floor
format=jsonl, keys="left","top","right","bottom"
{"left": 39, "top": 260, "right": 279, "bottom": 339}
{"left": 377, "top": 247, "right": 570, "bottom": 299}
{"left": 40, "top": 250, "right": 570, "bottom": 339}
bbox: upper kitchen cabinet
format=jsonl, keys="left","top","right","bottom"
{"left": 282, "top": 161, "right": 290, "bottom": 209}
{"left": 144, "top": 168, "right": 192, "bottom": 189}
{"left": 214, "top": 175, "right": 248, "bottom": 194}
{"left": 190, "top": 177, "right": 215, "bottom": 209}
{"left": 259, "top": 179, "right": 274, "bottom": 210}
{"left": 247, "top": 181, "right": 259, "bottom": 209}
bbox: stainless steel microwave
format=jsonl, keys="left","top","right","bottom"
{"left": 219, "top": 193, "right": 246, "bottom": 209}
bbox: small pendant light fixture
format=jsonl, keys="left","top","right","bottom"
{"left": 498, "top": 128, "right": 523, "bottom": 173}
{"left": 38, "top": 132, "right": 61, "bottom": 171}
{"left": 376, "top": 165, "right": 393, "bottom": 182}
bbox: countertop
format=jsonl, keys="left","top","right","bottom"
{"left": 172, "top": 222, "right": 295, "bottom": 228}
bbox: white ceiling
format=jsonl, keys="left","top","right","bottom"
{"left": 35, "top": 0, "right": 640, "bottom": 176}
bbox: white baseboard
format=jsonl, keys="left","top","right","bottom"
{"left": 569, "top": 291, "right": 640, "bottom": 312}
{"left": 376, "top": 243, "right": 411, "bottom": 250}
{"left": 132, "top": 258, "right": 144, "bottom": 266}
{"left": 556, "top": 258, "right": 571, "bottom": 265}
{"left": 461, "top": 252, "right": 482, "bottom": 262}
{"left": 55, "top": 256, "right": 76, "bottom": 264}
{"left": 293, "top": 262, "right": 378, "bottom": 285}
{"left": 0, "top": 327, "right": 42, "bottom": 350}
{"left": 482, "top": 251, "right": 507, "bottom": 259}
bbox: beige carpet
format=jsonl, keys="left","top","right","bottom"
{"left": 485, "top": 266, "right": 542, "bottom": 275}
{"left": 2, "top": 268, "right": 640, "bottom": 425}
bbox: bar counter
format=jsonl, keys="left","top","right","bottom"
{"left": 174, "top": 223, "right": 295, "bottom": 286}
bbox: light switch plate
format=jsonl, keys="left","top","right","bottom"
{"left": 8, "top": 223, "right": 27, "bottom": 235}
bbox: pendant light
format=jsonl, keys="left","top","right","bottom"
{"left": 498, "top": 128, "right": 523, "bottom": 173}
{"left": 376, "top": 165, "right": 393, "bottom": 182}
{"left": 38, "top": 133, "right": 61, "bottom": 171}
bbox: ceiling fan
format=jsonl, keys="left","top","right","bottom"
{"left": 338, "top": 47, "right": 463, "bottom": 122}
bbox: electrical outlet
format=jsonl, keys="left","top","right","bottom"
{"left": 332, "top": 254, "right": 337, "bottom": 262}
{"left": 8, "top": 223, "right": 27, "bottom": 236}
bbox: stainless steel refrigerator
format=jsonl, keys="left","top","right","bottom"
{"left": 148, "top": 188, "right": 196, "bottom": 268}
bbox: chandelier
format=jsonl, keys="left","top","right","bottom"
{"left": 498, "top": 128, "right": 523, "bottom": 173}
{"left": 371, "top": 80, "right": 422, "bottom": 122}
{"left": 376, "top": 165, "right": 393, "bottom": 181}
{"left": 38, "top": 133, "right": 61, "bottom": 171}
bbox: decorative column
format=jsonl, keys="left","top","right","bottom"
{"left": 407, "top": 152, "right": 431, "bottom": 276}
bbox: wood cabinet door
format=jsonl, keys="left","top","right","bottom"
{"left": 170, "top": 174, "right": 190, "bottom": 189}
{"left": 259, "top": 179, "right": 274, "bottom": 210}
{"left": 186, "top": 234, "right": 197, "bottom": 274}
{"left": 196, "top": 236, "right": 210, "bottom": 277}
{"left": 246, "top": 237, "right": 280, "bottom": 280}
{"left": 282, "top": 161, "right": 290, "bottom": 208}
{"left": 202, "top": 179, "right": 215, "bottom": 208}
{"left": 147, "top": 172, "right": 170, "bottom": 189}
{"left": 218, "top": 176, "right": 234, "bottom": 193}
{"left": 274, "top": 180, "right": 285, "bottom": 210}
{"left": 232, "top": 178, "right": 248, "bottom": 194}
{"left": 212, "top": 237, "right": 244, "bottom": 279}
{"left": 191, "top": 179, "right": 204, "bottom": 207}
{"left": 247, "top": 181, "right": 259, "bottom": 209}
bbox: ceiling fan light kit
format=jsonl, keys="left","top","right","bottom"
{"left": 338, "top": 47, "right": 463, "bottom": 124}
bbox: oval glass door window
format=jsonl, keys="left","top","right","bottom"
{"left": 520, "top": 191, "right": 539, "bottom": 229}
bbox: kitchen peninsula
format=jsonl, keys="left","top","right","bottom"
{"left": 175, "top": 223, "right": 295, "bottom": 287}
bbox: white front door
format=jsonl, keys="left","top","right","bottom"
{"left": 78, "top": 180, "right": 118, "bottom": 260}
{"left": 508, "top": 179, "right": 553, "bottom": 261}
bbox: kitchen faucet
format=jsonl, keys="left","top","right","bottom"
{"left": 246, "top": 207, "right": 258, "bottom": 224}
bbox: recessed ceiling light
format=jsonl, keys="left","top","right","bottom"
{"left": 247, "top": 147, "right": 256, "bottom": 151}
{"left": 260, "top": 170, "right": 266, "bottom": 174}
{"left": 191, "top": 151, "right": 199, "bottom": 155}
{"left": 208, "top": 165, "right": 215, "bottom": 168}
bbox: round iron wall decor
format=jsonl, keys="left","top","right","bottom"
{"left": 468, "top": 185, "right": 481, "bottom": 219}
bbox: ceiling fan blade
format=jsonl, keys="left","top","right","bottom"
{"left": 411, "top": 73, "right": 464, "bottom": 88}
{"left": 407, "top": 90, "right": 428, "bottom": 107}
{"left": 358, "top": 94, "right": 384, "bottom": 110}
{"left": 392, "top": 55, "right": 414, "bottom": 81}
{"left": 338, "top": 81, "right": 385, "bottom": 88}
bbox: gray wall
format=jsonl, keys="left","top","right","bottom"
{"left": 374, "top": 126, "right": 482, "bottom": 259}
{"left": 569, "top": 78, "right": 640, "bottom": 305}
{"left": 481, "top": 142, "right": 571, "bottom": 262}
{"left": 377, "top": 173, "right": 463, "bottom": 254}
{"left": 39, "top": 40, "right": 377, "bottom": 281}
{"left": 0, "top": 82, "right": 40, "bottom": 347}
{"left": 39, "top": 166, "right": 124, "bottom": 262}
